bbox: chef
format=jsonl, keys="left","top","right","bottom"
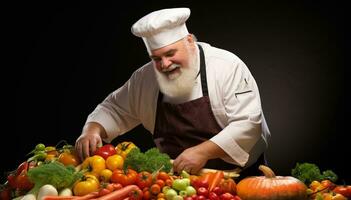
{"left": 75, "top": 7, "right": 271, "bottom": 176}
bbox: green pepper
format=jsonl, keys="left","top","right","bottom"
{"left": 27, "top": 151, "right": 47, "bottom": 162}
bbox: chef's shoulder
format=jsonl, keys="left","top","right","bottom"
{"left": 129, "top": 61, "right": 157, "bottom": 85}
{"left": 199, "top": 42, "right": 250, "bottom": 83}
{"left": 199, "top": 42, "right": 246, "bottom": 73}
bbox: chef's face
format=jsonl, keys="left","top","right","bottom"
{"left": 150, "top": 35, "right": 198, "bottom": 98}
{"left": 150, "top": 35, "right": 197, "bottom": 78}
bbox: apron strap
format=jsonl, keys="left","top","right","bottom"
{"left": 198, "top": 45, "right": 208, "bottom": 97}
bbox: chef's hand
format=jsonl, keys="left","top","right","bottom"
{"left": 173, "top": 140, "right": 228, "bottom": 175}
{"left": 172, "top": 145, "right": 208, "bottom": 175}
{"left": 75, "top": 122, "right": 107, "bottom": 161}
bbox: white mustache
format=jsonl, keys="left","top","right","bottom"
{"left": 162, "top": 64, "right": 181, "bottom": 72}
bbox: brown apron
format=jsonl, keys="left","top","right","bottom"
{"left": 153, "top": 45, "right": 265, "bottom": 172}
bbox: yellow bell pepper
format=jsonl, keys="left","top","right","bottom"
{"left": 73, "top": 174, "right": 100, "bottom": 196}
{"left": 81, "top": 155, "right": 106, "bottom": 177}
{"left": 116, "top": 141, "right": 137, "bottom": 159}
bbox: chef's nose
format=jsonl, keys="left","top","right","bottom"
{"left": 161, "top": 57, "right": 172, "bottom": 69}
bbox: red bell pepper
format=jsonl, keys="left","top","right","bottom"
{"left": 7, "top": 161, "right": 34, "bottom": 190}
{"left": 94, "top": 144, "right": 117, "bottom": 160}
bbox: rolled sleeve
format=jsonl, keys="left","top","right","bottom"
{"left": 211, "top": 61, "right": 263, "bottom": 167}
{"left": 210, "top": 114, "right": 262, "bottom": 167}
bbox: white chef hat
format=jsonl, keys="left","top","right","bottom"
{"left": 131, "top": 8, "right": 191, "bottom": 54}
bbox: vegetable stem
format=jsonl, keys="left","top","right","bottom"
{"left": 258, "top": 165, "right": 276, "bottom": 178}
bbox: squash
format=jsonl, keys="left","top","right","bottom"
{"left": 236, "top": 165, "right": 308, "bottom": 200}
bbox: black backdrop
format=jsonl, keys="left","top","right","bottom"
{"left": 5, "top": 1, "right": 349, "bottom": 183}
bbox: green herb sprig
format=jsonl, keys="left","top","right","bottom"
{"left": 123, "top": 147, "right": 172, "bottom": 173}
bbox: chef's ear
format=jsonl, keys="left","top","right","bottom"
{"left": 186, "top": 34, "right": 197, "bottom": 44}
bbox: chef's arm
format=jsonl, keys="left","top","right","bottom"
{"left": 82, "top": 121, "right": 108, "bottom": 139}
{"left": 173, "top": 140, "right": 228, "bottom": 174}
{"left": 192, "top": 140, "right": 228, "bottom": 159}
{"left": 209, "top": 61, "right": 264, "bottom": 167}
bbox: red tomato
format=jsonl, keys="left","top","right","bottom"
{"left": 233, "top": 195, "right": 242, "bottom": 200}
{"left": 104, "top": 183, "right": 115, "bottom": 192}
{"left": 15, "top": 173, "right": 34, "bottom": 190}
{"left": 94, "top": 144, "right": 117, "bottom": 160}
{"left": 0, "top": 186, "right": 12, "bottom": 200}
{"left": 143, "top": 190, "right": 151, "bottom": 200}
{"left": 150, "top": 183, "right": 161, "bottom": 195}
{"left": 165, "top": 179, "right": 173, "bottom": 187}
{"left": 197, "top": 195, "right": 206, "bottom": 200}
{"left": 220, "top": 192, "right": 234, "bottom": 200}
{"left": 156, "top": 179, "right": 165, "bottom": 188}
{"left": 129, "top": 187, "right": 143, "bottom": 200}
{"left": 212, "top": 186, "right": 223, "bottom": 195}
{"left": 320, "top": 179, "right": 336, "bottom": 190}
{"left": 157, "top": 171, "right": 170, "bottom": 181}
{"left": 184, "top": 197, "right": 193, "bottom": 200}
{"left": 219, "top": 178, "right": 236, "bottom": 195}
{"left": 110, "top": 169, "right": 137, "bottom": 186}
{"left": 333, "top": 185, "right": 351, "bottom": 198}
{"left": 136, "top": 171, "right": 153, "bottom": 189}
{"left": 209, "top": 192, "right": 220, "bottom": 200}
{"left": 193, "top": 179, "right": 209, "bottom": 190}
{"left": 197, "top": 187, "right": 209, "bottom": 197}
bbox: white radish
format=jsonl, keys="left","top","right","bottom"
{"left": 37, "top": 184, "right": 58, "bottom": 200}
{"left": 21, "top": 194, "right": 36, "bottom": 200}
{"left": 58, "top": 188, "right": 73, "bottom": 196}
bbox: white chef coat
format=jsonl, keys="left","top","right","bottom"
{"left": 86, "top": 42, "right": 271, "bottom": 167}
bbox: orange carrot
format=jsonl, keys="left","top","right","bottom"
{"left": 208, "top": 171, "right": 224, "bottom": 192}
{"left": 95, "top": 185, "right": 140, "bottom": 200}
{"left": 201, "top": 172, "right": 214, "bottom": 187}
{"left": 43, "top": 197, "right": 75, "bottom": 200}
{"left": 43, "top": 191, "right": 99, "bottom": 200}
{"left": 74, "top": 192, "right": 99, "bottom": 200}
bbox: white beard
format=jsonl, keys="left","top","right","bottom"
{"left": 154, "top": 50, "right": 199, "bottom": 99}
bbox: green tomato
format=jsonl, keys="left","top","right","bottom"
{"left": 162, "top": 186, "right": 172, "bottom": 194}
{"left": 35, "top": 143, "right": 46, "bottom": 151}
{"left": 182, "top": 178, "right": 190, "bottom": 187}
{"left": 179, "top": 190, "right": 187, "bottom": 197}
{"left": 166, "top": 189, "right": 177, "bottom": 200}
{"left": 185, "top": 186, "right": 196, "bottom": 196}
{"left": 172, "top": 195, "right": 183, "bottom": 200}
{"left": 181, "top": 170, "right": 190, "bottom": 178}
{"left": 172, "top": 179, "right": 188, "bottom": 191}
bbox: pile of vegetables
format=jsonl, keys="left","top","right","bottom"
{"left": 2, "top": 141, "right": 351, "bottom": 200}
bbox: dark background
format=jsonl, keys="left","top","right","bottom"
{"left": 5, "top": 1, "right": 349, "bottom": 184}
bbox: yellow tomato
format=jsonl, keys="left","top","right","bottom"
{"left": 45, "top": 154, "right": 57, "bottom": 161}
{"left": 73, "top": 174, "right": 100, "bottom": 196}
{"left": 310, "top": 180, "right": 321, "bottom": 191}
{"left": 82, "top": 155, "right": 106, "bottom": 175}
{"left": 58, "top": 152, "right": 80, "bottom": 167}
{"left": 116, "top": 141, "right": 137, "bottom": 159}
{"left": 106, "top": 154, "right": 124, "bottom": 171}
{"left": 99, "top": 169, "right": 113, "bottom": 182}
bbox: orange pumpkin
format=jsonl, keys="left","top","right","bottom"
{"left": 236, "top": 165, "right": 308, "bottom": 200}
